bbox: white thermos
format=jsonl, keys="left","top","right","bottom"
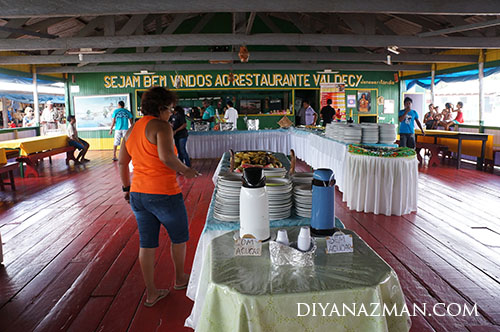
{"left": 239, "top": 167, "right": 270, "bottom": 241}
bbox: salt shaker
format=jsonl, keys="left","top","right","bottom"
{"left": 297, "top": 226, "right": 311, "bottom": 251}
{"left": 276, "top": 229, "right": 289, "bottom": 246}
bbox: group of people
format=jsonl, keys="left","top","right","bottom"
{"left": 423, "top": 102, "right": 464, "bottom": 131}
{"left": 297, "top": 99, "right": 341, "bottom": 125}
{"left": 196, "top": 99, "right": 239, "bottom": 130}
{"left": 398, "top": 97, "right": 466, "bottom": 149}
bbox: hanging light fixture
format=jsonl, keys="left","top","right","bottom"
{"left": 386, "top": 54, "right": 392, "bottom": 65}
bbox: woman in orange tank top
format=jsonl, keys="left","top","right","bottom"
{"left": 119, "top": 87, "right": 199, "bottom": 307}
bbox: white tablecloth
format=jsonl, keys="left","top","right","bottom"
{"left": 343, "top": 153, "right": 419, "bottom": 216}
{"left": 187, "top": 130, "right": 290, "bottom": 159}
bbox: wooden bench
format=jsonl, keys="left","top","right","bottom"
{"left": 0, "top": 161, "right": 19, "bottom": 191}
{"left": 416, "top": 142, "right": 449, "bottom": 167}
{"left": 17, "top": 146, "right": 77, "bottom": 177}
{"left": 485, "top": 147, "right": 500, "bottom": 173}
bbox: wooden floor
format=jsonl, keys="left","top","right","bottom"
{"left": 1, "top": 151, "right": 500, "bottom": 332}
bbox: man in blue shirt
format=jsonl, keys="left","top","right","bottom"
{"left": 398, "top": 97, "right": 425, "bottom": 148}
{"left": 202, "top": 99, "right": 216, "bottom": 129}
{"left": 109, "top": 101, "right": 133, "bottom": 161}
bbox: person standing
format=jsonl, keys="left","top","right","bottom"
{"left": 41, "top": 101, "right": 57, "bottom": 133}
{"left": 118, "top": 87, "right": 199, "bottom": 307}
{"left": 398, "top": 97, "right": 425, "bottom": 148}
{"left": 296, "top": 101, "right": 306, "bottom": 125}
{"left": 66, "top": 115, "right": 90, "bottom": 163}
{"left": 109, "top": 101, "right": 133, "bottom": 161}
{"left": 320, "top": 99, "right": 336, "bottom": 125}
{"left": 223, "top": 100, "right": 239, "bottom": 130}
{"left": 303, "top": 100, "right": 317, "bottom": 126}
{"left": 202, "top": 99, "right": 216, "bottom": 129}
{"left": 170, "top": 106, "right": 191, "bottom": 167}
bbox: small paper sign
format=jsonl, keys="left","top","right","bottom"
{"left": 326, "top": 231, "right": 353, "bottom": 254}
{"left": 234, "top": 235, "right": 262, "bottom": 256}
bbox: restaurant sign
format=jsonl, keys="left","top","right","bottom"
{"left": 103, "top": 71, "right": 397, "bottom": 90}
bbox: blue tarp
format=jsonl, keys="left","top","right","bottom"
{"left": 0, "top": 72, "right": 61, "bottom": 85}
{"left": 0, "top": 92, "right": 65, "bottom": 104}
{"left": 406, "top": 66, "right": 500, "bottom": 90}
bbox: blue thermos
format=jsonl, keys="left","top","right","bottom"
{"left": 310, "top": 168, "right": 336, "bottom": 237}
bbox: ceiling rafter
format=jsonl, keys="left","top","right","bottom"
{"left": 146, "top": 13, "right": 190, "bottom": 53}
{"left": 0, "top": 18, "right": 29, "bottom": 39}
{"left": 3, "top": 33, "right": 500, "bottom": 51}
{"left": 36, "top": 62, "right": 430, "bottom": 74}
{"left": 2, "top": 1, "right": 500, "bottom": 18}
{"left": 257, "top": 13, "right": 299, "bottom": 52}
{"left": 0, "top": 51, "right": 476, "bottom": 65}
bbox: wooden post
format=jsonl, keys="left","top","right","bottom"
{"left": 1, "top": 97, "right": 8, "bottom": 129}
{"left": 0, "top": 232, "right": 3, "bottom": 264}
{"left": 431, "top": 64, "right": 436, "bottom": 104}
{"left": 32, "top": 66, "right": 40, "bottom": 127}
{"left": 478, "top": 50, "right": 485, "bottom": 132}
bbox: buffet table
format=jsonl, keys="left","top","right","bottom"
{"left": 343, "top": 149, "right": 418, "bottom": 216}
{"left": 194, "top": 227, "right": 411, "bottom": 332}
{"left": 191, "top": 128, "right": 418, "bottom": 217}
{"left": 186, "top": 151, "right": 344, "bottom": 329}
{"left": 190, "top": 128, "right": 396, "bottom": 193}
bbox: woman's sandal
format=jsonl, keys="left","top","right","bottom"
{"left": 174, "top": 275, "right": 190, "bottom": 290}
{"left": 144, "top": 289, "right": 169, "bottom": 307}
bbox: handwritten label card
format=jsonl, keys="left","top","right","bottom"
{"left": 326, "top": 231, "right": 353, "bottom": 254}
{"left": 234, "top": 236, "right": 262, "bottom": 256}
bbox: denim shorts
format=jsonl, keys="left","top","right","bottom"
{"left": 130, "top": 192, "right": 189, "bottom": 248}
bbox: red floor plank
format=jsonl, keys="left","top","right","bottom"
{"left": 4, "top": 262, "right": 88, "bottom": 332}
{"left": 66, "top": 296, "right": 115, "bottom": 332}
{"left": 0, "top": 205, "right": 111, "bottom": 328}
{"left": 29, "top": 215, "right": 138, "bottom": 331}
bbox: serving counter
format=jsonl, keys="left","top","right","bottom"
{"left": 194, "top": 227, "right": 411, "bottom": 332}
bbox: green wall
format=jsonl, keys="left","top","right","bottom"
{"left": 69, "top": 70, "right": 400, "bottom": 136}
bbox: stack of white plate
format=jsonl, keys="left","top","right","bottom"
{"left": 291, "top": 172, "right": 313, "bottom": 185}
{"left": 213, "top": 172, "right": 242, "bottom": 221}
{"left": 263, "top": 168, "right": 287, "bottom": 178}
{"left": 378, "top": 123, "right": 397, "bottom": 144}
{"left": 266, "top": 178, "right": 293, "bottom": 220}
{"left": 361, "top": 123, "right": 379, "bottom": 144}
{"left": 343, "top": 124, "right": 362, "bottom": 144}
{"left": 293, "top": 184, "right": 312, "bottom": 218}
{"left": 325, "top": 123, "right": 347, "bottom": 141}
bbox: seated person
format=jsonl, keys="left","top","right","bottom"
{"left": 444, "top": 101, "right": 465, "bottom": 130}
{"left": 438, "top": 102, "right": 454, "bottom": 130}
{"left": 423, "top": 103, "right": 439, "bottom": 130}
{"left": 66, "top": 115, "right": 90, "bottom": 163}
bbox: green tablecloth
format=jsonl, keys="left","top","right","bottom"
{"left": 197, "top": 227, "right": 411, "bottom": 332}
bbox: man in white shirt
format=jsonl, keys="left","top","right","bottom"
{"left": 223, "top": 100, "right": 239, "bottom": 130}
{"left": 41, "top": 101, "right": 57, "bottom": 133}
{"left": 66, "top": 115, "right": 90, "bottom": 163}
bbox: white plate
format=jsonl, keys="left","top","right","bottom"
{"left": 213, "top": 212, "right": 239, "bottom": 222}
{"left": 266, "top": 178, "right": 291, "bottom": 186}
